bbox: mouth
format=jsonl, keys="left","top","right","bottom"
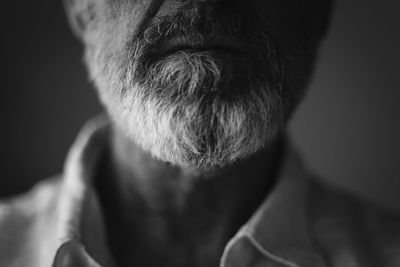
{"left": 158, "top": 35, "right": 253, "bottom": 58}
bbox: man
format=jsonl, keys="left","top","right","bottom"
{"left": 0, "top": 0, "right": 399, "bottom": 266}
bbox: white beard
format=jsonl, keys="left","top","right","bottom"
{"left": 84, "top": 9, "right": 287, "bottom": 168}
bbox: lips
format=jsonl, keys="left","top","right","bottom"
{"left": 159, "top": 35, "right": 254, "bottom": 58}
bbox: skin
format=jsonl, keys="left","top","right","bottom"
{"left": 64, "top": 0, "right": 333, "bottom": 266}
{"left": 95, "top": 129, "right": 284, "bottom": 266}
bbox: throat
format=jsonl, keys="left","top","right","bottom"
{"left": 94, "top": 127, "right": 284, "bottom": 267}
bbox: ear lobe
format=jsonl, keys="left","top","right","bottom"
{"left": 63, "top": 0, "right": 98, "bottom": 41}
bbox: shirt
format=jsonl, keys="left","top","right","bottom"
{"left": 0, "top": 115, "right": 399, "bottom": 267}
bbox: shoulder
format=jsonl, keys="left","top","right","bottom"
{"left": 0, "top": 176, "right": 62, "bottom": 266}
{"left": 307, "top": 177, "right": 400, "bottom": 266}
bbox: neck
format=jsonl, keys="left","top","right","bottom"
{"left": 95, "top": 125, "right": 284, "bottom": 266}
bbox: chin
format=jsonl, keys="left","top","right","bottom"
{"left": 98, "top": 50, "right": 284, "bottom": 168}
{"left": 114, "top": 106, "right": 283, "bottom": 168}
{"left": 83, "top": 3, "right": 316, "bottom": 168}
{"left": 84, "top": 22, "right": 310, "bottom": 169}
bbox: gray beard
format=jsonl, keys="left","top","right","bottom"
{"left": 84, "top": 8, "right": 290, "bottom": 168}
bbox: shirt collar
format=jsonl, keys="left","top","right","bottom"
{"left": 53, "top": 115, "right": 116, "bottom": 267}
{"left": 220, "top": 146, "right": 325, "bottom": 267}
{"left": 51, "top": 115, "right": 322, "bottom": 267}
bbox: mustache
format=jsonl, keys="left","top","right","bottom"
{"left": 124, "top": 5, "right": 282, "bottom": 87}
{"left": 132, "top": 5, "right": 277, "bottom": 60}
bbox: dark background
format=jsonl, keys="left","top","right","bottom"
{"left": 2, "top": 1, "right": 399, "bottom": 211}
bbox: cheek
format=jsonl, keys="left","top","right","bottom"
{"left": 97, "top": 0, "right": 154, "bottom": 44}
{"left": 116, "top": 0, "right": 167, "bottom": 38}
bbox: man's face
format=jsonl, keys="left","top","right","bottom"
{"left": 77, "top": 0, "right": 331, "bottom": 167}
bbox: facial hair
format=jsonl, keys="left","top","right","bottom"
{"left": 85, "top": 4, "right": 291, "bottom": 168}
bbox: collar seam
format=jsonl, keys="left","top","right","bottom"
{"left": 220, "top": 225, "right": 248, "bottom": 267}
{"left": 243, "top": 232, "right": 300, "bottom": 267}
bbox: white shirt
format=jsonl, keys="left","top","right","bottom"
{"left": 0, "top": 116, "right": 399, "bottom": 267}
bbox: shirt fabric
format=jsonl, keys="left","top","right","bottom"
{"left": 0, "top": 116, "right": 399, "bottom": 267}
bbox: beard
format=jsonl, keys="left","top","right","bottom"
{"left": 84, "top": 5, "right": 306, "bottom": 168}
